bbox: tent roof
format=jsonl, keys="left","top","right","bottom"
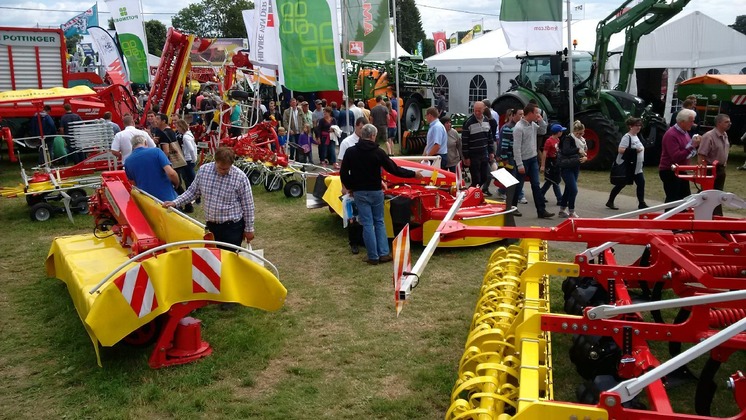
{"left": 424, "top": 19, "right": 622, "bottom": 73}
{"left": 608, "top": 11, "right": 746, "bottom": 69}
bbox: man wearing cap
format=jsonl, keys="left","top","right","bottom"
{"left": 513, "top": 102, "right": 553, "bottom": 218}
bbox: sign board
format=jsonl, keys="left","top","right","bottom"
{"left": 0, "top": 27, "right": 67, "bottom": 92}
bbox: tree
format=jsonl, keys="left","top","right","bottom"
{"left": 422, "top": 39, "right": 434, "bottom": 58}
{"left": 145, "top": 20, "right": 167, "bottom": 56}
{"left": 392, "top": 0, "right": 425, "bottom": 55}
{"left": 731, "top": 15, "right": 746, "bottom": 36}
{"left": 65, "top": 34, "right": 82, "bottom": 55}
{"left": 172, "top": 0, "right": 254, "bottom": 38}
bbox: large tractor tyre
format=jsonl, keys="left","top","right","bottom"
{"left": 641, "top": 117, "right": 668, "bottom": 166}
{"left": 578, "top": 112, "right": 620, "bottom": 171}
{"left": 283, "top": 180, "right": 304, "bottom": 198}
{"left": 30, "top": 202, "right": 54, "bottom": 222}
{"left": 492, "top": 97, "right": 525, "bottom": 125}
{"left": 71, "top": 196, "right": 90, "bottom": 215}
{"left": 402, "top": 97, "right": 423, "bottom": 132}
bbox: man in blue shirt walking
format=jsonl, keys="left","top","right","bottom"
{"left": 424, "top": 107, "right": 448, "bottom": 169}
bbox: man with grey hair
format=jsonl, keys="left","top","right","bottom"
{"left": 111, "top": 114, "right": 157, "bottom": 165}
{"left": 340, "top": 124, "right": 423, "bottom": 264}
{"left": 357, "top": 100, "right": 371, "bottom": 121}
{"left": 659, "top": 108, "right": 701, "bottom": 203}
{"left": 698, "top": 113, "right": 731, "bottom": 215}
{"left": 124, "top": 134, "right": 180, "bottom": 201}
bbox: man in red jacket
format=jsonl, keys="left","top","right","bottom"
{"left": 659, "top": 108, "right": 701, "bottom": 203}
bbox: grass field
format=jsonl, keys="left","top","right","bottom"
{"left": 0, "top": 149, "right": 744, "bottom": 419}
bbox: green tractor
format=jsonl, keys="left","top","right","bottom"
{"left": 492, "top": 0, "right": 689, "bottom": 170}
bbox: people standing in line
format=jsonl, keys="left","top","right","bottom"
{"left": 424, "top": 107, "right": 448, "bottom": 169}
{"left": 317, "top": 106, "right": 338, "bottom": 166}
{"left": 557, "top": 121, "right": 588, "bottom": 218}
{"left": 461, "top": 102, "right": 494, "bottom": 191}
{"left": 340, "top": 124, "right": 423, "bottom": 265}
{"left": 163, "top": 147, "right": 255, "bottom": 251}
{"left": 698, "top": 113, "right": 731, "bottom": 216}
{"left": 442, "top": 116, "right": 463, "bottom": 173}
{"left": 174, "top": 119, "right": 198, "bottom": 194}
{"left": 386, "top": 100, "right": 398, "bottom": 150}
{"left": 282, "top": 98, "right": 302, "bottom": 160}
{"left": 60, "top": 103, "right": 83, "bottom": 163}
{"left": 124, "top": 135, "right": 180, "bottom": 202}
{"left": 607, "top": 117, "right": 648, "bottom": 210}
{"left": 539, "top": 124, "right": 563, "bottom": 206}
{"left": 659, "top": 109, "right": 700, "bottom": 203}
{"left": 498, "top": 108, "right": 525, "bottom": 214}
{"left": 111, "top": 114, "right": 157, "bottom": 165}
{"left": 513, "top": 103, "right": 553, "bottom": 218}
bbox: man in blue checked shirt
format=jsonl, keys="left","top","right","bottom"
{"left": 163, "top": 147, "right": 255, "bottom": 249}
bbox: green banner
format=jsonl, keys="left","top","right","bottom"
{"left": 105, "top": 0, "right": 149, "bottom": 84}
{"left": 344, "top": 0, "right": 390, "bottom": 61}
{"left": 275, "top": 0, "right": 342, "bottom": 92}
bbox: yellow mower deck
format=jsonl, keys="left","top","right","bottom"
{"left": 46, "top": 189, "right": 287, "bottom": 365}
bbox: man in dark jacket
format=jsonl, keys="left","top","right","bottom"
{"left": 60, "top": 103, "right": 83, "bottom": 163}
{"left": 340, "top": 124, "right": 422, "bottom": 265}
{"left": 461, "top": 101, "right": 495, "bottom": 193}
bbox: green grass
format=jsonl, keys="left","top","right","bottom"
{"left": 0, "top": 150, "right": 744, "bottom": 418}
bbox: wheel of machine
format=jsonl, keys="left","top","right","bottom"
{"left": 122, "top": 318, "right": 163, "bottom": 347}
{"left": 283, "top": 180, "right": 304, "bottom": 198}
{"left": 492, "top": 96, "right": 525, "bottom": 124}
{"left": 25, "top": 193, "right": 45, "bottom": 206}
{"left": 264, "top": 173, "right": 283, "bottom": 192}
{"left": 248, "top": 170, "right": 262, "bottom": 185}
{"left": 29, "top": 202, "right": 54, "bottom": 222}
{"left": 578, "top": 112, "right": 620, "bottom": 171}
{"left": 641, "top": 117, "right": 667, "bottom": 166}
{"left": 70, "top": 196, "right": 90, "bottom": 214}
{"left": 403, "top": 97, "right": 423, "bottom": 131}
{"left": 68, "top": 188, "right": 86, "bottom": 200}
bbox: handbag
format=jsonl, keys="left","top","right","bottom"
{"left": 167, "top": 141, "right": 187, "bottom": 169}
{"left": 609, "top": 160, "right": 632, "bottom": 185}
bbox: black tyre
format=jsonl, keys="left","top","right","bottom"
{"left": 25, "top": 193, "right": 45, "bottom": 207}
{"left": 122, "top": 318, "right": 163, "bottom": 347}
{"left": 283, "top": 180, "right": 304, "bottom": 198}
{"left": 641, "top": 116, "right": 667, "bottom": 166}
{"left": 30, "top": 202, "right": 54, "bottom": 222}
{"left": 402, "top": 97, "right": 423, "bottom": 131}
{"left": 578, "top": 112, "right": 620, "bottom": 171}
{"left": 264, "top": 173, "right": 283, "bottom": 192}
{"left": 248, "top": 170, "right": 262, "bottom": 185}
{"left": 71, "top": 196, "right": 89, "bottom": 214}
{"left": 493, "top": 96, "right": 525, "bottom": 123}
{"left": 68, "top": 189, "right": 86, "bottom": 200}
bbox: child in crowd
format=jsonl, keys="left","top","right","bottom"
{"left": 540, "top": 124, "right": 563, "bottom": 205}
{"left": 277, "top": 126, "right": 288, "bottom": 155}
{"left": 297, "top": 123, "right": 313, "bottom": 163}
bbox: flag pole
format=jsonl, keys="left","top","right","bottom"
{"left": 566, "top": 0, "right": 574, "bottom": 125}
{"left": 392, "top": 2, "right": 401, "bottom": 146}
{"left": 341, "top": 0, "right": 349, "bottom": 105}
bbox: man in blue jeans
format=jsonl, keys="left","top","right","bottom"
{"left": 340, "top": 124, "right": 423, "bottom": 265}
{"left": 513, "top": 102, "right": 554, "bottom": 218}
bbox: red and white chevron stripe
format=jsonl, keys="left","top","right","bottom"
{"left": 732, "top": 95, "right": 746, "bottom": 105}
{"left": 392, "top": 224, "right": 411, "bottom": 316}
{"left": 114, "top": 265, "right": 158, "bottom": 318}
{"left": 192, "top": 248, "right": 222, "bottom": 294}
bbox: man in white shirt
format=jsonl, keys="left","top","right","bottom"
{"left": 111, "top": 114, "right": 157, "bottom": 166}
{"left": 347, "top": 98, "right": 363, "bottom": 123}
{"left": 338, "top": 117, "right": 368, "bottom": 161}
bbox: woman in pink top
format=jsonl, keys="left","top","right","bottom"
{"left": 386, "top": 101, "right": 397, "bottom": 156}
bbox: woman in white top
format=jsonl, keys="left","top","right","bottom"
{"left": 175, "top": 119, "right": 198, "bottom": 191}
{"left": 606, "top": 117, "right": 648, "bottom": 210}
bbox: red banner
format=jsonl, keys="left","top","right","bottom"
{"left": 433, "top": 31, "right": 447, "bottom": 54}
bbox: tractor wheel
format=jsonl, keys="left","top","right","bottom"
{"left": 71, "top": 196, "right": 90, "bottom": 215}
{"left": 264, "top": 173, "right": 283, "bottom": 192}
{"left": 283, "top": 180, "right": 304, "bottom": 198}
{"left": 578, "top": 112, "right": 620, "bottom": 171}
{"left": 641, "top": 117, "right": 667, "bottom": 166}
{"left": 30, "top": 203, "right": 54, "bottom": 222}
{"left": 25, "top": 193, "right": 45, "bottom": 207}
{"left": 248, "top": 170, "right": 262, "bottom": 185}
{"left": 68, "top": 188, "right": 86, "bottom": 200}
{"left": 493, "top": 96, "right": 525, "bottom": 124}
{"left": 402, "top": 97, "right": 423, "bottom": 131}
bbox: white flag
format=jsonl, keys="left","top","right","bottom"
{"left": 242, "top": 2, "right": 279, "bottom": 69}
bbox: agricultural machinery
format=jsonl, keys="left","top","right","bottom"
{"left": 492, "top": 0, "right": 689, "bottom": 170}
{"left": 45, "top": 170, "right": 286, "bottom": 368}
{"left": 347, "top": 57, "right": 437, "bottom": 155}
{"left": 393, "top": 163, "right": 746, "bottom": 418}
{"left": 307, "top": 157, "right": 514, "bottom": 247}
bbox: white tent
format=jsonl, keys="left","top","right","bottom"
{"left": 606, "top": 11, "right": 746, "bottom": 122}
{"left": 424, "top": 19, "right": 620, "bottom": 114}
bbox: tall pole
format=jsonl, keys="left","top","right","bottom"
{"left": 392, "top": 1, "right": 402, "bottom": 147}
{"left": 341, "top": 0, "right": 349, "bottom": 104}
{"left": 566, "top": 0, "right": 574, "bottom": 125}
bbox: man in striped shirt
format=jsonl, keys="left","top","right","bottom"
{"left": 461, "top": 101, "right": 495, "bottom": 191}
{"left": 163, "top": 147, "right": 255, "bottom": 249}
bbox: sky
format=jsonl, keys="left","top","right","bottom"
{"left": 0, "top": 0, "right": 740, "bottom": 42}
